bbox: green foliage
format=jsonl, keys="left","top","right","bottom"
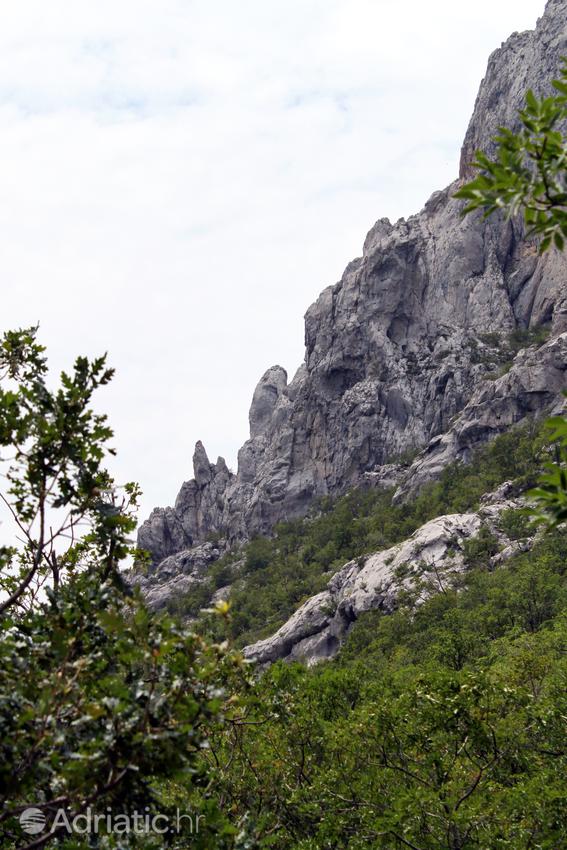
{"left": 164, "top": 417, "right": 566, "bottom": 849}
{"left": 0, "top": 574, "right": 244, "bottom": 849}
{"left": 245, "top": 536, "right": 274, "bottom": 572}
{"left": 455, "top": 62, "right": 567, "bottom": 252}
{"left": 508, "top": 324, "right": 551, "bottom": 352}
{"left": 461, "top": 523, "right": 500, "bottom": 569}
{"left": 0, "top": 328, "right": 246, "bottom": 850}
{"left": 478, "top": 331, "right": 501, "bottom": 348}
{"left": 499, "top": 506, "right": 533, "bottom": 540}
{"left": 529, "top": 411, "right": 567, "bottom": 527}
{"left": 195, "top": 530, "right": 567, "bottom": 849}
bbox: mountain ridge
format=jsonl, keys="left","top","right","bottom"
{"left": 138, "top": 0, "right": 567, "bottom": 570}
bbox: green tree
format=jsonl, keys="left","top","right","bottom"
{"left": 0, "top": 328, "right": 246, "bottom": 849}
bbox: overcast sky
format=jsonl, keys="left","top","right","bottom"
{"left": 0, "top": 0, "right": 545, "bottom": 525}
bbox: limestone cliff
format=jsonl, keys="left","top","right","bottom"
{"left": 138, "top": 0, "right": 567, "bottom": 568}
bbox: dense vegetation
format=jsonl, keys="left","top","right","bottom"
{"left": 155, "top": 420, "right": 567, "bottom": 849}
{"left": 194, "top": 527, "right": 567, "bottom": 849}
{"left": 3, "top": 328, "right": 562, "bottom": 850}
{"left": 139, "top": 405, "right": 567, "bottom": 849}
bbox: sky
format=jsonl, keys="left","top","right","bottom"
{"left": 0, "top": 0, "right": 545, "bottom": 526}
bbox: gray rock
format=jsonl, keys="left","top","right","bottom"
{"left": 460, "top": 0, "right": 567, "bottom": 180}
{"left": 129, "top": 541, "right": 221, "bottom": 610}
{"left": 395, "top": 333, "right": 567, "bottom": 499}
{"left": 362, "top": 463, "right": 406, "bottom": 491}
{"left": 138, "top": 0, "right": 567, "bottom": 571}
{"left": 134, "top": 573, "right": 197, "bottom": 613}
{"left": 211, "top": 585, "right": 231, "bottom": 605}
{"left": 243, "top": 495, "right": 528, "bottom": 666}
{"left": 153, "top": 540, "right": 222, "bottom": 581}
{"left": 249, "top": 366, "right": 288, "bottom": 438}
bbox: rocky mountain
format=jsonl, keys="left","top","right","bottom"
{"left": 138, "top": 0, "right": 567, "bottom": 571}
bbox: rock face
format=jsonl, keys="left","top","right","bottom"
{"left": 243, "top": 491, "right": 531, "bottom": 666}
{"left": 138, "top": 0, "right": 567, "bottom": 569}
{"left": 460, "top": 0, "right": 567, "bottom": 181}
{"left": 396, "top": 331, "right": 567, "bottom": 499}
{"left": 130, "top": 542, "right": 222, "bottom": 611}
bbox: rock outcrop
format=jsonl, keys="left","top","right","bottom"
{"left": 131, "top": 541, "right": 223, "bottom": 611}
{"left": 138, "top": 0, "right": 567, "bottom": 569}
{"left": 396, "top": 331, "right": 567, "bottom": 499}
{"left": 243, "top": 489, "right": 532, "bottom": 666}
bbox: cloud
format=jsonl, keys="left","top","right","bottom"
{"left": 0, "top": 0, "right": 544, "bottom": 524}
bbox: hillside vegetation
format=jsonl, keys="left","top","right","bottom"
{"left": 191, "top": 525, "right": 567, "bottom": 849}
{"left": 167, "top": 421, "right": 548, "bottom": 647}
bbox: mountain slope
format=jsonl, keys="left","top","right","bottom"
{"left": 138, "top": 0, "right": 567, "bottom": 569}
{"left": 243, "top": 486, "right": 531, "bottom": 665}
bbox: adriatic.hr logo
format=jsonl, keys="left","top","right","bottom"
{"left": 18, "top": 805, "right": 204, "bottom": 837}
